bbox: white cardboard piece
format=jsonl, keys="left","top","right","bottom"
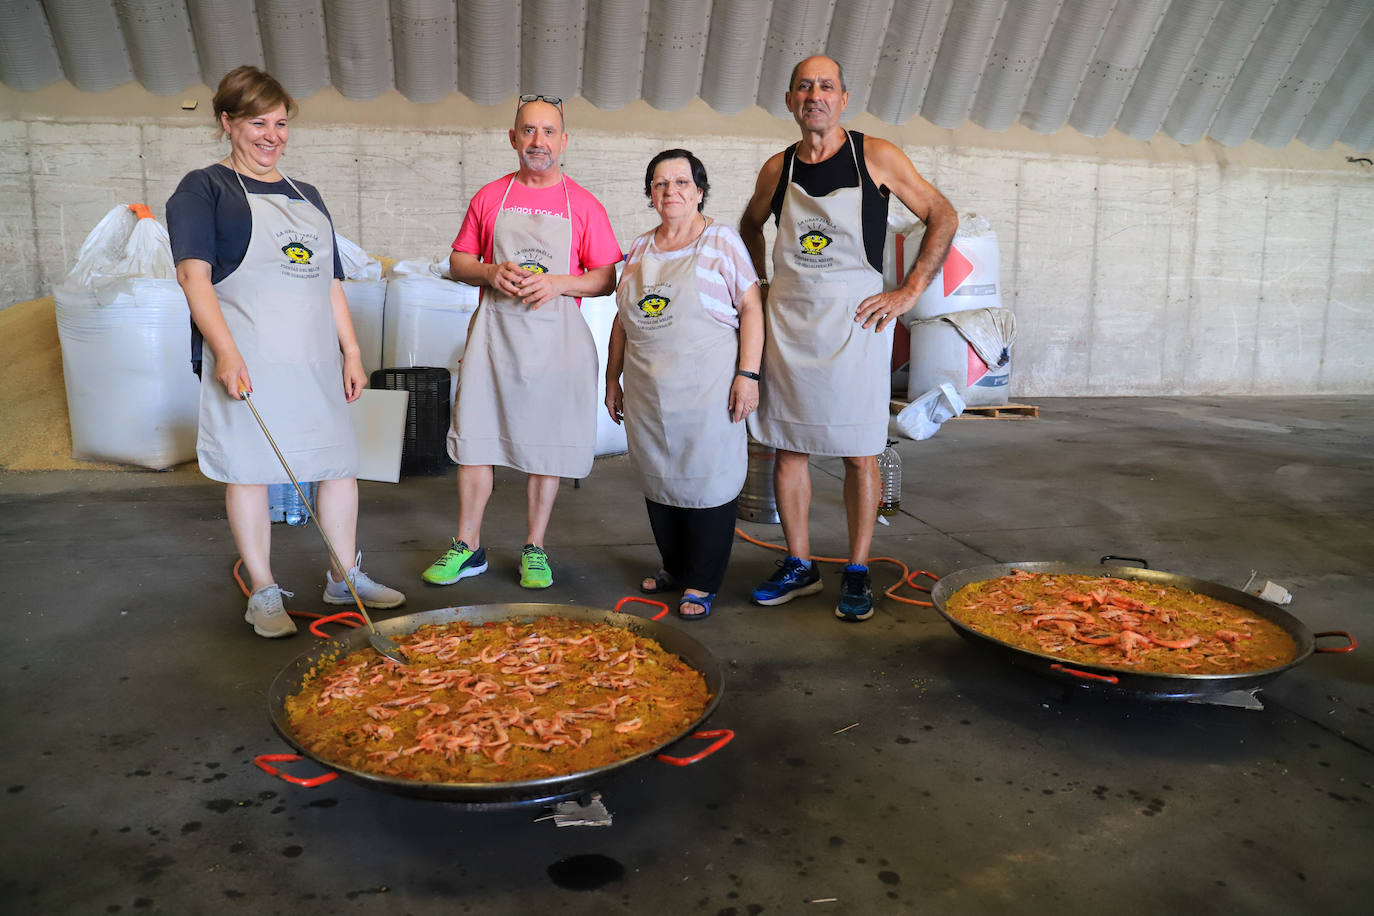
{"left": 349, "top": 389, "right": 409, "bottom": 483}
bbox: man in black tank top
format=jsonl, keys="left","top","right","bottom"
{"left": 767, "top": 131, "right": 889, "bottom": 274}
{"left": 740, "top": 54, "right": 957, "bottom": 623}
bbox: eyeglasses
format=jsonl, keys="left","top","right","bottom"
{"left": 651, "top": 178, "right": 697, "bottom": 194}
{"left": 518, "top": 94, "right": 564, "bottom": 111}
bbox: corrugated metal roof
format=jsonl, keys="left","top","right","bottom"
{"left": 2, "top": 0, "right": 1371, "bottom": 151}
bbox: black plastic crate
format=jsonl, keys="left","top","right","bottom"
{"left": 370, "top": 367, "right": 453, "bottom": 476}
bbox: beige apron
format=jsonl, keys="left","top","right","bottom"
{"left": 447, "top": 177, "right": 597, "bottom": 478}
{"left": 616, "top": 222, "right": 745, "bottom": 508}
{"left": 748, "top": 133, "right": 890, "bottom": 457}
{"left": 197, "top": 169, "right": 357, "bottom": 483}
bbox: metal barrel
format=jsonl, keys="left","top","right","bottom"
{"left": 737, "top": 439, "right": 780, "bottom": 524}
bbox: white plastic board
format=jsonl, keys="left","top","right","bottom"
{"left": 349, "top": 388, "right": 409, "bottom": 483}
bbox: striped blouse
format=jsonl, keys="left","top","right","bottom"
{"left": 618, "top": 220, "right": 759, "bottom": 329}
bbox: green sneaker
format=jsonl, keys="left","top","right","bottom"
{"left": 519, "top": 544, "right": 553, "bottom": 589}
{"left": 421, "top": 539, "right": 488, "bottom": 585}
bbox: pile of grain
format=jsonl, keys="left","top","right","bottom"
{"left": 0, "top": 297, "right": 122, "bottom": 471}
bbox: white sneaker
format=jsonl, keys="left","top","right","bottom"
{"left": 324, "top": 552, "right": 406, "bottom": 609}
{"left": 245, "top": 584, "right": 297, "bottom": 638}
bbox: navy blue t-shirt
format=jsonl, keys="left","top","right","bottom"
{"left": 166, "top": 163, "right": 344, "bottom": 370}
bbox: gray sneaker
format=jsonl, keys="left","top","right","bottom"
{"left": 324, "top": 552, "right": 406, "bottom": 609}
{"left": 245, "top": 584, "right": 297, "bottom": 638}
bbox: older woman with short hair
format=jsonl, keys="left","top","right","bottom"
{"left": 605, "top": 149, "right": 764, "bottom": 619}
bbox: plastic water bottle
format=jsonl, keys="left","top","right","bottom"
{"left": 878, "top": 441, "right": 901, "bottom": 517}
{"left": 283, "top": 482, "right": 315, "bottom": 526}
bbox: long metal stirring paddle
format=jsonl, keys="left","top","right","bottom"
{"left": 239, "top": 387, "right": 409, "bottom": 664}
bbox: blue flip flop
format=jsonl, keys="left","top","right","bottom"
{"left": 677, "top": 592, "right": 715, "bottom": 620}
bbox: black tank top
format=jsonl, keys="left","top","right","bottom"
{"left": 769, "top": 131, "right": 889, "bottom": 273}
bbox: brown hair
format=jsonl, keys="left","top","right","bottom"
{"left": 213, "top": 66, "right": 296, "bottom": 136}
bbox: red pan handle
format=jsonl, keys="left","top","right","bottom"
{"left": 1313, "top": 631, "right": 1357, "bottom": 654}
{"left": 253, "top": 753, "right": 337, "bottom": 787}
{"left": 613, "top": 596, "right": 670, "bottom": 621}
{"left": 308, "top": 611, "right": 366, "bottom": 638}
{"left": 656, "top": 729, "right": 734, "bottom": 766}
{"left": 1050, "top": 663, "right": 1119, "bottom": 684}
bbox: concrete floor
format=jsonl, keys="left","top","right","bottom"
{"left": 2, "top": 396, "right": 1371, "bottom": 915}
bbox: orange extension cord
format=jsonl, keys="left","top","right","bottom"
{"left": 235, "top": 533, "right": 938, "bottom": 615}
{"left": 733, "top": 526, "right": 937, "bottom": 607}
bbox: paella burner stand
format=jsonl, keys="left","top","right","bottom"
{"left": 1186, "top": 689, "right": 1266, "bottom": 711}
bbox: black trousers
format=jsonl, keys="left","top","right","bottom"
{"left": 644, "top": 497, "right": 738, "bottom": 594}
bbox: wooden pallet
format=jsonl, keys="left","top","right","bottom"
{"left": 955, "top": 402, "right": 1039, "bottom": 420}
{"left": 889, "top": 399, "right": 1039, "bottom": 420}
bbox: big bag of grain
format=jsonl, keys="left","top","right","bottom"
{"left": 53, "top": 204, "right": 200, "bottom": 470}
{"left": 894, "top": 214, "right": 1015, "bottom": 407}
{"left": 382, "top": 257, "right": 479, "bottom": 383}
{"left": 336, "top": 235, "right": 386, "bottom": 377}
{"left": 579, "top": 287, "right": 628, "bottom": 457}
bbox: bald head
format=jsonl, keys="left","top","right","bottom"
{"left": 789, "top": 55, "right": 846, "bottom": 93}
{"left": 510, "top": 99, "right": 569, "bottom": 180}
{"left": 514, "top": 99, "right": 564, "bottom": 133}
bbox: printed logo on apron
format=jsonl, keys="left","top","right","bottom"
{"left": 513, "top": 244, "right": 555, "bottom": 274}
{"left": 636, "top": 290, "right": 671, "bottom": 319}
{"left": 795, "top": 216, "right": 839, "bottom": 267}
{"left": 274, "top": 226, "right": 323, "bottom": 280}
{"left": 281, "top": 240, "right": 313, "bottom": 263}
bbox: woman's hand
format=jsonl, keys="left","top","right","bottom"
{"left": 729, "top": 376, "right": 758, "bottom": 423}
{"left": 605, "top": 378, "right": 624, "bottom": 425}
{"left": 342, "top": 352, "right": 367, "bottom": 403}
{"left": 215, "top": 349, "right": 251, "bottom": 399}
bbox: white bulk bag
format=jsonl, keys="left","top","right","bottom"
{"left": 55, "top": 281, "right": 200, "bottom": 469}
{"left": 579, "top": 291, "right": 628, "bottom": 457}
{"left": 382, "top": 264, "right": 478, "bottom": 408}
{"left": 382, "top": 273, "right": 479, "bottom": 371}
{"left": 334, "top": 235, "right": 386, "bottom": 377}
{"left": 906, "top": 309, "right": 1013, "bottom": 408}
{"left": 344, "top": 279, "right": 386, "bottom": 379}
{"left": 335, "top": 234, "right": 383, "bottom": 281}
{"left": 895, "top": 214, "right": 1003, "bottom": 323}
{"left": 54, "top": 205, "right": 200, "bottom": 469}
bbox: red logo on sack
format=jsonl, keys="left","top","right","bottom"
{"left": 943, "top": 245, "right": 973, "bottom": 297}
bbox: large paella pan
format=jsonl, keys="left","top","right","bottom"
{"left": 261, "top": 601, "right": 731, "bottom": 806}
{"left": 930, "top": 559, "right": 1354, "bottom": 702}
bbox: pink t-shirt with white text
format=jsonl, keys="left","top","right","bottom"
{"left": 452, "top": 174, "right": 622, "bottom": 283}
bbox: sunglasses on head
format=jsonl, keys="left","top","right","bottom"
{"left": 518, "top": 93, "right": 564, "bottom": 112}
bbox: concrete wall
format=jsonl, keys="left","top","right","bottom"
{"left": 3, "top": 84, "right": 1371, "bottom": 395}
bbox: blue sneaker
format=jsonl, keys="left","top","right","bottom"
{"left": 751, "top": 557, "right": 822, "bottom": 606}
{"left": 835, "top": 564, "right": 874, "bottom": 621}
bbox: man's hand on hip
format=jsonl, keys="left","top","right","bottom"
{"left": 855, "top": 289, "right": 915, "bottom": 332}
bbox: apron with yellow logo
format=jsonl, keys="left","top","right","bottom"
{"left": 616, "top": 222, "right": 745, "bottom": 508}
{"left": 197, "top": 170, "right": 357, "bottom": 483}
{"left": 447, "top": 177, "right": 597, "bottom": 477}
{"left": 748, "top": 133, "right": 890, "bottom": 457}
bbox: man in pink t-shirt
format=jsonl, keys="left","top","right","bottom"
{"left": 424, "top": 97, "right": 622, "bottom": 592}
